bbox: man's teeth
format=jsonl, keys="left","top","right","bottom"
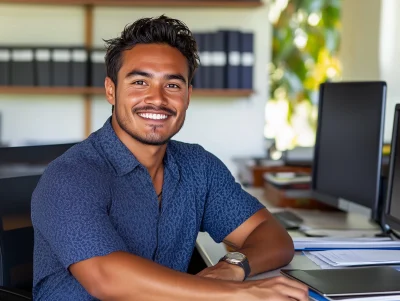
{"left": 138, "top": 113, "right": 168, "bottom": 120}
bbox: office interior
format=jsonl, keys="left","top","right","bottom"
{"left": 1, "top": 0, "right": 400, "bottom": 300}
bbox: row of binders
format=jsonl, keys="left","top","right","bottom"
{"left": 0, "top": 47, "right": 106, "bottom": 87}
{"left": 193, "top": 30, "right": 254, "bottom": 90}
{"left": 0, "top": 30, "right": 254, "bottom": 90}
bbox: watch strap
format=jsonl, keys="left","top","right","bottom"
{"left": 239, "top": 256, "right": 251, "bottom": 279}
{"left": 220, "top": 253, "right": 251, "bottom": 279}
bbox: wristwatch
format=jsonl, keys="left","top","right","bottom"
{"left": 219, "top": 252, "right": 251, "bottom": 279}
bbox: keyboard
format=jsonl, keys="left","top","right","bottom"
{"left": 272, "top": 210, "right": 304, "bottom": 230}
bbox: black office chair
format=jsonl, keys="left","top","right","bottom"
{"left": 0, "top": 215, "right": 33, "bottom": 300}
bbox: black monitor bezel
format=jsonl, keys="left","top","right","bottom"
{"left": 311, "top": 81, "right": 387, "bottom": 220}
{"left": 383, "top": 104, "right": 400, "bottom": 233}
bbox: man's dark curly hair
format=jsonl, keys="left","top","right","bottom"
{"left": 104, "top": 15, "right": 200, "bottom": 88}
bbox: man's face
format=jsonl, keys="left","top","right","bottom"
{"left": 111, "top": 44, "right": 191, "bottom": 146}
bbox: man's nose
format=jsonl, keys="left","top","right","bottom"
{"left": 144, "top": 85, "right": 168, "bottom": 106}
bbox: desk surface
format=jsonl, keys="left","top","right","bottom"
{"left": 195, "top": 187, "right": 380, "bottom": 280}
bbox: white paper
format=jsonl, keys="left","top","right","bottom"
{"left": 304, "top": 251, "right": 342, "bottom": 269}
{"left": 294, "top": 237, "right": 399, "bottom": 250}
{"left": 309, "top": 249, "right": 400, "bottom": 266}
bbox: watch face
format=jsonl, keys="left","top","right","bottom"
{"left": 226, "top": 252, "right": 246, "bottom": 262}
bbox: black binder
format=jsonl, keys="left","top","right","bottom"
{"left": 34, "top": 48, "right": 51, "bottom": 86}
{"left": 71, "top": 48, "right": 88, "bottom": 87}
{"left": 225, "top": 31, "right": 241, "bottom": 89}
{"left": 10, "top": 48, "right": 34, "bottom": 86}
{"left": 240, "top": 32, "right": 254, "bottom": 89}
{"left": 0, "top": 47, "right": 10, "bottom": 86}
{"left": 202, "top": 33, "right": 213, "bottom": 89}
{"left": 192, "top": 32, "right": 203, "bottom": 89}
{"left": 52, "top": 48, "right": 71, "bottom": 86}
{"left": 90, "top": 49, "right": 106, "bottom": 87}
{"left": 212, "top": 31, "right": 226, "bottom": 89}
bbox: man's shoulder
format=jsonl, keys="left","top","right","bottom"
{"left": 168, "top": 140, "right": 215, "bottom": 165}
{"left": 168, "top": 140, "right": 225, "bottom": 171}
{"left": 44, "top": 138, "right": 109, "bottom": 182}
{"left": 169, "top": 140, "right": 208, "bottom": 158}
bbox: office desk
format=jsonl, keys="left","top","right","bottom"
{"left": 195, "top": 187, "right": 380, "bottom": 280}
{"left": 242, "top": 187, "right": 379, "bottom": 231}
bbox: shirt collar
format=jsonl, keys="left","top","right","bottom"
{"left": 96, "top": 117, "right": 179, "bottom": 178}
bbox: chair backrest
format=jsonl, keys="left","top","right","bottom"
{"left": 0, "top": 213, "right": 33, "bottom": 292}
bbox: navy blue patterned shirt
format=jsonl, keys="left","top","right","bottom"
{"left": 31, "top": 118, "right": 264, "bottom": 300}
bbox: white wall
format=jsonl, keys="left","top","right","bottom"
{"left": 340, "top": 0, "right": 381, "bottom": 81}
{"left": 340, "top": 0, "right": 400, "bottom": 143}
{"left": 379, "top": 0, "right": 400, "bottom": 142}
{"left": 0, "top": 2, "right": 270, "bottom": 172}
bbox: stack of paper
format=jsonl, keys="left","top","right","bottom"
{"left": 293, "top": 237, "right": 400, "bottom": 251}
{"left": 305, "top": 249, "right": 400, "bottom": 268}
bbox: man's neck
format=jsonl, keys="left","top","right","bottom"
{"left": 111, "top": 117, "right": 166, "bottom": 179}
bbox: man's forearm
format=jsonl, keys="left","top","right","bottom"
{"left": 90, "top": 251, "right": 244, "bottom": 301}
{"left": 235, "top": 219, "right": 294, "bottom": 277}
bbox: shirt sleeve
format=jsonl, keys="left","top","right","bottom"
{"left": 31, "top": 159, "right": 129, "bottom": 269}
{"left": 200, "top": 150, "right": 265, "bottom": 243}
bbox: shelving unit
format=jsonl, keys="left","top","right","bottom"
{"left": 0, "top": 0, "right": 261, "bottom": 136}
{"left": 0, "top": 87, "right": 254, "bottom": 97}
{"left": 0, "top": 0, "right": 263, "bottom": 7}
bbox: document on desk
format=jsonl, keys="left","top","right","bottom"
{"left": 293, "top": 237, "right": 399, "bottom": 251}
{"left": 311, "top": 249, "right": 400, "bottom": 267}
{"left": 304, "top": 249, "right": 400, "bottom": 268}
{"left": 310, "top": 291, "right": 400, "bottom": 301}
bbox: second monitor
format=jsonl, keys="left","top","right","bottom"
{"left": 312, "top": 81, "right": 387, "bottom": 221}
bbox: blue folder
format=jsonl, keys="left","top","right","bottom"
{"left": 309, "top": 290, "right": 330, "bottom": 301}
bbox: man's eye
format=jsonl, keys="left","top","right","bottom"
{"left": 167, "top": 84, "right": 179, "bottom": 88}
{"left": 133, "top": 81, "right": 145, "bottom": 85}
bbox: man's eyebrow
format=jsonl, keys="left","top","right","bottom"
{"left": 165, "top": 73, "right": 187, "bottom": 85}
{"left": 125, "top": 69, "right": 153, "bottom": 79}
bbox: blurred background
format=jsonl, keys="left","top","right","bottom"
{"left": 0, "top": 0, "right": 397, "bottom": 174}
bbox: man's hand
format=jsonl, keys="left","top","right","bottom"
{"left": 196, "top": 261, "right": 245, "bottom": 281}
{"left": 238, "top": 276, "right": 309, "bottom": 301}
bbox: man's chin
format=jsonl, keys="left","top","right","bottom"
{"left": 133, "top": 134, "right": 171, "bottom": 146}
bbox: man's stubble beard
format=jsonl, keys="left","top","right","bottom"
{"left": 114, "top": 99, "right": 186, "bottom": 146}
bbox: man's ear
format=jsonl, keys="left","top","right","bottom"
{"left": 105, "top": 77, "right": 116, "bottom": 106}
{"left": 186, "top": 84, "right": 192, "bottom": 110}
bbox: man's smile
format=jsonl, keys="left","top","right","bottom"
{"left": 137, "top": 113, "right": 169, "bottom": 121}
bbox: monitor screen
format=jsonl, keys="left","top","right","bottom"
{"left": 384, "top": 104, "right": 400, "bottom": 234}
{"left": 312, "top": 82, "right": 387, "bottom": 220}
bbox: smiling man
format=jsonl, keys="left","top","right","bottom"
{"left": 31, "top": 16, "right": 307, "bottom": 301}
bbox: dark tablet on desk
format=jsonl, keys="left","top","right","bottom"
{"left": 281, "top": 267, "right": 400, "bottom": 297}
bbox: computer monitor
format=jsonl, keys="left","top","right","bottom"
{"left": 383, "top": 104, "right": 400, "bottom": 235}
{"left": 312, "top": 81, "right": 387, "bottom": 221}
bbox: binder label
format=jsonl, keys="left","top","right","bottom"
{"left": 12, "top": 49, "right": 33, "bottom": 61}
{"left": 213, "top": 52, "right": 227, "bottom": 66}
{"left": 35, "top": 49, "right": 51, "bottom": 61}
{"left": 242, "top": 53, "right": 254, "bottom": 66}
{"left": 0, "top": 50, "right": 10, "bottom": 61}
{"left": 200, "top": 51, "right": 211, "bottom": 66}
{"left": 229, "top": 51, "right": 240, "bottom": 66}
{"left": 91, "top": 51, "right": 106, "bottom": 63}
{"left": 72, "top": 50, "right": 88, "bottom": 62}
{"left": 52, "top": 50, "right": 71, "bottom": 62}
